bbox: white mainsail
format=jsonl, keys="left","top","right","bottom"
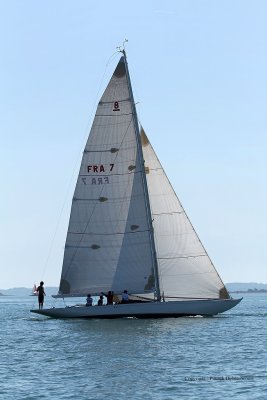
{"left": 59, "top": 57, "right": 155, "bottom": 297}
{"left": 141, "top": 128, "right": 228, "bottom": 300}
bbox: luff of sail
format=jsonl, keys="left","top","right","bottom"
{"left": 58, "top": 57, "right": 156, "bottom": 297}
{"left": 141, "top": 128, "right": 229, "bottom": 300}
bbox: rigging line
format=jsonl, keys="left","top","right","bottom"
{"left": 69, "top": 52, "right": 122, "bottom": 180}
{"left": 31, "top": 297, "right": 38, "bottom": 310}
{"left": 74, "top": 52, "right": 121, "bottom": 159}
{"left": 40, "top": 51, "right": 122, "bottom": 284}
{"left": 40, "top": 155, "right": 86, "bottom": 281}
{"left": 63, "top": 115, "right": 136, "bottom": 279}
{"left": 106, "top": 50, "right": 121, "bottom": 68}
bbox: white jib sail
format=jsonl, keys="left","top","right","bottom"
{"left": 141, "top": 128, "right": 228, "bottom": 300}
{"left": 58, "top": 58, "right": 155, "bottom": 297}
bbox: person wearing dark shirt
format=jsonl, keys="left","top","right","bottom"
{"left": 121, "top": 290, "right": 129, "bottom": 303}
{"left": 37, "top": 281, "right": 46, "bottom": 310}
{"left": 102, "top": 291, "right": 114, "bottom": 305}
{"left": 98, "top": 295, "right": 104, "bottom": 306}
{"left": 86, "top": 294, "right": 93, "bottom": 306}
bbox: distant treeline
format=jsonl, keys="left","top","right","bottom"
{"left": 231, "top": 289, "right": 267, "bottom": 293}
{"left": 0, "top": 287, "right": 57, "bottom": 296}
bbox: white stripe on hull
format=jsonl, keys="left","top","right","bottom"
{"left": 31, "top": 298, "right": 242, "bottom": 318}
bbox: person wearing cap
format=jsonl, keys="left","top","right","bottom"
{"left": 37, "top": 281, "right": 46, "bottom": 310}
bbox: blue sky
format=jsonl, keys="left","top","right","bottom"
{"left": 1, "top": 0, "right": 266, "bottom": 289}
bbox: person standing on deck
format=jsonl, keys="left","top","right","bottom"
{"left": 37, "top": 281, "right": 46, "bottom": 309}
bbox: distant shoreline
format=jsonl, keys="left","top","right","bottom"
{"left": 230, "top": 289, "right": 267, "bottom": 294}
{"left": 1, "top": 290, "right": 267, "bottom": 296}
{"left": 1, "top": 284, "right": 267, "bottom": 297}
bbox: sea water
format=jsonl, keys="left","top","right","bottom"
{"left": 0, "top": 294, "right": 266, "bottom": 400}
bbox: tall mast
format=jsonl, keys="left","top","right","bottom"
{"left": 122, "top": 49, "right": 161, "bottom": 301}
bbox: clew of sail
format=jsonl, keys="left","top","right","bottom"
{"left": 58, "top": 57, "right": 155, "bottom": 297}
{"left": 141, "top": 128, "right": 229, "bottom": 300}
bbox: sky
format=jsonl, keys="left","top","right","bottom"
{"left": 0, "top": 0, "right": 266, "bottom": 289}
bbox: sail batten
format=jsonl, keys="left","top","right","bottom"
{"left": 158, "top": 255, "right": 207, "bottom": 260}
{"left": 67, "top": 230, "right": 150, "bottom": 236}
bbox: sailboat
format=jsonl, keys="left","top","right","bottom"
{"left": 30, "top": 284, "right": 38, "bottom": 296}
{"left": 31, "top": 50, "right": 241, "bottom": 318}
